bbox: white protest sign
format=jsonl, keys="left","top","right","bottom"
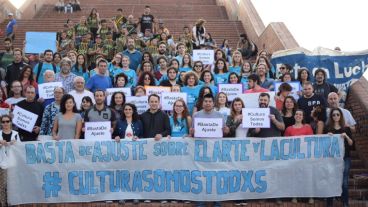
{"left": 106, "top": 88, "right": 132, "bottom": 106}
{"left": 145, "top": 86, "right": 171, "bottom": 96}
{"left": 274, "top": 81, "right": 301, "bottom": 100}
{"left": 194, "top": 118, "right": 223, "bottom": 138}
{"left": 0, "top": 108, "right": 10, "bottom": 116}
{"left": 239, "top": 92, "right": 276, "bottom": 108}
{"left": 161, "top": 92, "right": 187, "bottom": 111}
{"left": 126, "top": 96, "right": 149, "bottom": 114}
{"left": 38, "top": 82, "right": 63, "bottom": 99}
{"left": 218, "top": 84, "right": 243, "bottom": 101}
{"left": 242, "top": 108, "right": 270, "bottom": 128}
{"left": 12, "top": 106, "right": 38, "bottom": 132}
{"left": 193, "top": 50, "right": 214, "bottom": 65}
{"left": 84, "top": 121, "right": 111, "bottom": 140}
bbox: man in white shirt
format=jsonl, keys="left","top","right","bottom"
{"left": 327, "top": 92, "right": 356, "bottom": 133}
{"left": 69, "top": 76, "right": 95, "bottom": 110}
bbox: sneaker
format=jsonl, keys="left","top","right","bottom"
{"left": 105, "top": 200, "right": 113, "bottom": 203}
{"left": 234, "top": 203, "right": 242, "bottom": 206}
{"left": 160, "top": 200, "right": 168, "bottom": 204}
{"left": 144, "top": 200, "right": 151, "bottom": 203}
{"left": 184, "top": 201, "right": 191, "bottom": 204}
{"left": 291, "top": 198, "right": 298, "bottom": 203}
{"left": 308, "top": 198, "right": 314, "bottom": 204}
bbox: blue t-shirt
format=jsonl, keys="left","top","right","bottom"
{"left": 33, "top": 62, "right": 58, "bottom": 84}
{"left": 214, "top": 72, "right": 229, "bottom": 85}
{"left": 199, "top": 82, "right": 218, "bottom": 94}
{"left": 240, "top": 76, "right": 249, "bottom": 91}
{"left": 169, "top": 116, "right": 189, "bottom": 137}
{"left": 71, "top": 66, "right": 89, "bottom": 83}
{"left": 179, "top": 67, "right": 192, "bottom": 73}
{"left": 108, "top": 63, "right": 123, "bottom": 77}
{"left": 122, "top": 50, "right": 142, "bottom": 71}
{"left": 229, "top": 66, "right": 241, "bottom": 75}
{"left": 86, "top": 74, "right": 112, "bottom": 92}
{"left": 6, "top": 19, "right": 16, "bottom": 34}
{"left": 181, "top": 85, "right": 201, "bottom": 114}
{"left": 122, "top": 69, "right": 137, "bottom": 87}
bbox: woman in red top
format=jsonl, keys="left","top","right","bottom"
{"left": 284, "top": 109, "right": 313, "bottom": 136}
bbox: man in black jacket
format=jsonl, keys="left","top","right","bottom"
{"left": 140, "top": 94, "right": 171, "bottom": 140}
{"left": 5, "top": 48, "right": 27, "bottom": 90}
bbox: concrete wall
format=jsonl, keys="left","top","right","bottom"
{"left": 218, "top": 0, "right": 299, "bottom": 52}
{"left": 345, "top": 77, "right": 368, "bottom": 168}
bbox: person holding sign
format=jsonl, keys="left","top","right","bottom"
{"left": 40, "top": 87, "right": 65, "bottom": 136}
{"left": 169, "top": 99, "right": 191, "bottom": 138}
{"left": 113, "top": 103, "right": 143, "bottom": 141}
{"left": 249, "top": 93, "right": 284, "bottom": 137}
{"left": 15, "top": 86, "right": 43, "bottom": 141}
{"left": 52, "top": 94, "right": 82, "bottom": 140}
{"left": 226, "top": 98, "right": 248, "bottom": 137}
{"left": 140, "top": 94, "right": 171, "bottom": 140}
{"left": 190, "top": 94, "right": 229, "bottom": 137}
{"left": 83, "top": 89, "right": 116, "bottom": 137}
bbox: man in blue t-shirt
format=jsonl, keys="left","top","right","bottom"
{"left": 33, "top": 50, "right": 57, "bottom": 84}
{"left": 86, "top": 59, "right": 112, "bottom": 92}
{"left": 6, "top": 13, "right": 17, "bottom": 40}
{"left": 122, "top": 37, "right": 142, "bottom": 71}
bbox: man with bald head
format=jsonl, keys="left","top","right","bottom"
{"left": 327, "top": 92, "right": 356, "bottom": 133}
{"left": 69, "top": 76, "right": 95, "bottom": 110}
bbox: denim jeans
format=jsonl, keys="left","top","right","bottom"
{"left": 326, "top": 157, "right": 351, "bottom": 207}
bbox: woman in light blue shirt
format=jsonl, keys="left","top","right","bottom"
{"left": 169, "top": 99, "right": 192, "bottom": 138}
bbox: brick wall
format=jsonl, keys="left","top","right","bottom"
{"left": 345, "top": 77, "right": 368, "bottom": 168}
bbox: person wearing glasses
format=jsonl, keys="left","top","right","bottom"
{"left": 192, "top": 61, "right": 204, "bottom": 77}
{"left": 0, "top": 115, "right": 20, "bottom": 145}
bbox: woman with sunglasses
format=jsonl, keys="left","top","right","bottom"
{"left": 192, "top": 61, "right": 204, "bottom": 77}
{"left": 326, "top": 108, "right": 354, "bottom": 207}
{"left": 0, "top": 115, "right": 19, "bottom": 145}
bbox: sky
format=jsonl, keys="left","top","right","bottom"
{"left": 250, "top": 0, "right": 367, "bottom": 52}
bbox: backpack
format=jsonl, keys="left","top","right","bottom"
{"left": 36, "top": 62, "right": 57, "bottom": 82}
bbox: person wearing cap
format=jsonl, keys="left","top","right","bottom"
{"left": 6, "top": 12, "right": 16, "bottom": 41}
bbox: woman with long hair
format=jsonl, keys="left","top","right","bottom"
{"left": 169, "top": 99, "right": 192, "bottom": 137}
{"left": 169, "top": 58, "right": 180, "bottom": 71}
{"left": 113, "top": 103, "right": 143, "bottom": 141}
{"left": 326, "top": 108, "right": 354, "bottom": 207}
{"left": 215, "top": 92, "right": 230, "bottom": 119}
{"left": 192, "top": 60, "right": 204, "bottom": 77}
{"left": 179, "top": 53, "right": 193, "bottom": 72}
{"left": 275, "top": 82, "right": 292, "bottom": 111}
{"left": 72, "top": 54, "right": 89, "bottom": 82}
{"left": 199, "top": 70, "right": 217, "bottom": 94}
{"left": 19, "top": 65, "right": 38, "bottom": 95}
{"left": 213, "top": 58, "right": 229, "bottom": 85}
{"left": 155, "top": 56, "right": 168, "bottom": 81}
{"left": 137, "top": 71, "right": 156, "bottom": 86}
{"left": 281, "top": 96, "right": 298, "bottom": 130}
{"left": 228, "top": 72, "right": 241, "bottom": 84}
{"left": 226, "top": 98, "right": 248, "bottom": 137}
{"left": 297, "top": 67, "right": 311, "bottom": 86}
{"left": 229, "top": 51, "right": 243, "bottom": 75}
{"left": 137, "top": 52, "right": 154, "bottom": 75}
{"left": 52, "top": 94, "right": 82, "bottom": 140}
{"left": 284, "top": 109, "right": 313, "bottom": 136}
{"left": 311, "top": 105, "right": 326, "bottom": 134}
{"left": 87, "top": 8, "right": 100, "bottom": 39}
{"left": 108, "top": 53, "right": 123, "bottom": 77}
{"left": 114, "top": 73, "right": 128, "bottom": 88}
{"left": 240, "top": 61, "right": 252, "bottom": 90}
{"left": 192, "top": 19, "right": 206, "bottom": 49}
{"left": 110, "top": 91, "right": 125, "bottom": 120}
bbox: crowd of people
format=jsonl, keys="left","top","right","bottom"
{"left": 0, "top": 5, "right": 356, "bottom": 207}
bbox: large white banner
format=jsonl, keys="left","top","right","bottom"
{"left": 5, "top": 135, "right": 344, "bottom": 205}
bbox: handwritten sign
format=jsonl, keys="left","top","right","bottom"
{"left": 218, "top": 84, "right": 243, "bottom": 101}
{"left": 194, "top": 118, "right": 223, "bottom": 138}
{"left": 106, "top": 88, "right": 132, "bottom": 106}
{"left": 274, "top": 81, "right": 301, "bottom": 100}
{"left": 25, "top": 32, "right": 57, "bottom": 54}
{"left": 193, "top": 50, "right": 214, "bottom": 65}
{"left": 84, "top": 121, "right": 111, "bottom": 140}
{"left": 7, "top": 135, "right": 344, "bottom": 204}
{"left": 12, "top": 106, "right": 38, "bottom": 132}
{"left": 38, "top": 82, "right": 63, "bottom": 99}
{"left": 161, "top": 92, "right": 187, "bottom": 111}
{"left": 145, "top": 86, "right": 171, "bottom": 96}
{"left": 239, "top": 92, "right": 276, "bottom": 108}
{"left": 126, "top": 96, "right": 149, "bottom": 114}
{"left": 242, "top": 108, "right": 270, "bottom": 128}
